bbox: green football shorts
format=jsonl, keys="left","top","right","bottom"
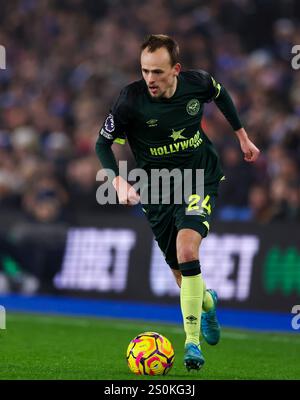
{"left": 142, "top": 192, "right": 218, "bottom": 270}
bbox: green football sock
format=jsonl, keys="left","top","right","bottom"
{"left": 180, "top": 273, "right": 204, "bottom": 346}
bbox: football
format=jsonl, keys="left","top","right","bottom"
{"left": 126, "top": 331, "right": 175, "bottom": 375}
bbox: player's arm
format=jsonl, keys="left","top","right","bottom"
{"left": 208, "top": 76, "right": 260, "bottom": 162}
{"left": 95, "top": 90, "right": 140, "bottom": 205}
{"left": 96, "top": 128, "right": 140, "bottom": 206}
{"left": 234, "top": 127, "right": 260, "bottom": 162}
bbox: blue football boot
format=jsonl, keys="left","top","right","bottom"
{"left": 184, "top": 343, "right": 205, "bottom": 371}
{"left": 201, "top": 289, "right": 221, "bottom": 345}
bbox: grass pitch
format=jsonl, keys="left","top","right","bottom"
{"left": 0, "top": 312, "right": 299, "bottom": 380}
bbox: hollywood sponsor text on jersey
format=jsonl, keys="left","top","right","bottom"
{"left": 149, "top": 131, "right": 203, "bottom": 156}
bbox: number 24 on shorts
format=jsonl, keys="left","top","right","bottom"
{"left": 187, "top": 194, "right": 212, "bottom": 215}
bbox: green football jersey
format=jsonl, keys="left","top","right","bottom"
{"left": 98, "top": 70, "right": 240, "bottom": 195}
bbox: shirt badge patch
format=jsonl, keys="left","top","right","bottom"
{"left": 104, "top": 114, "right": 115, "bottom": 132}
{"left": 186, "top": 99, "right": 200, "bottom": 116}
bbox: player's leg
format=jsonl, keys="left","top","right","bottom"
{"left": 145, "top": 209, "right": 205, "bottom": 369}
{"left": 171, "top": 268, "right": 181, "bottom": 288}
{"left": 175, "top": 193, "right": 221, "bottom": 353}
{"left": 176, "top": 228, "right": 205, "bottom": 370}
{"left": 171, "top": 268, "right": 216, "bottom": 315}
{"left": 171, "top": 239, "right": 214, "bottom": 311}
{"left": 180, "top": 194, "right": 220, "bottom": 346}
{"left": 171, "top": 268, "right": 213, "bottom": 311}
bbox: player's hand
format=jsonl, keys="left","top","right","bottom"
{"left": 112, "top": 176, "right": 140, "bottom": 205}
{"left": 235, "top": 128, "right": 260, "bottom": 162}
{"left": 240, "top": 139, "right": 260, "bottom": 162}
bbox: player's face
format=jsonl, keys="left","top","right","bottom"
{"left": 141, "top": 47, "right": 181, "bottom": 99}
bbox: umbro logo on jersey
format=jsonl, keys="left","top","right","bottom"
{"left": 146, "top": 119, "right": 158, "bottom": 127}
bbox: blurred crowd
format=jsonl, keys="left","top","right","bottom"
{"left": 0, "top": 0, "right": 300, "bottom": 225}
